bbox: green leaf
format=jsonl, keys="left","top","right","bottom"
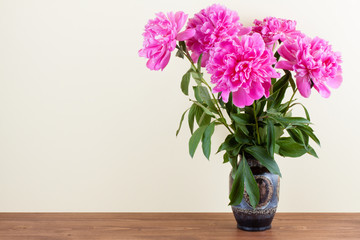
{"left": 288, "top": 72, "right": 296, "bottom": 92}
{"left": 191, "top": 71, "right": 203, "bottom": 84}
{"left": 297, "top": 125, "right": 320, "bottom": 146}
{"left": 195, "top": 86, "right": 217, "bottom": 112}
{"left": 275, "top": 51, "right": 280, "bottom": 61}
{"left": 242, "top": 154, "right": 260, "bottom": 208}
{"left": 287, "top": 128, "right": 305, "bottom": 145}
{"left": 223, "top": 152, "right": 230, "bottom": 163}
{"left": 230, "top": 113, "right": 251, "bottom": 125}
{"left": 175, "top": 49, "right": 184, "bottom": 59}
{"left": 268, "top": 115, "right": 311, "bottom": 126}
{"left": 225, "top": 93, "right": 234, "bottom": 115}
{"left": 179, "top": 41, "right": 186, "bottom": 51}
{"left": 273, "top": 81, "right": 289, "bottom": 109}
{"left": 229, "top": 156, "right": 238, "bottom": 174}
{"left": 195, "top": 105, "right": 203, "bottom": 125}
{"left": 234, "top": 128, "right": 251, "bottom": 144}
{"left": 245, "top": 146, "right": 282, "bottom": 177}
{"left": 256, "top": 98, "right": 266, "bottom": 116}
{"left": 273, "top": 72, "right": 290, "bottom": 93}
{"left": 176, "top": 108, "right": 189, "bottom": 136}
{"left": 229, "top": 158, "right": 245, "bottom": 206}
{"left": 198, "top": 112, "right": 211, "bottom": 126}
{"left": 188, "top": 104, "right": 196, "bottom": 134}
{"left": 180, "top": 71, "right": 191, "bottom": 96}
{"left": 192, "top": 101, "right": 215, "bottom": 117}
{"left": 217, "top": 135, "right": 238, "bottom": 153}
{"left": 189, "top": 126, "right": 207, "bottom": 158}
{"left": 307, "top": 146, "right": 319, "bottom": 158}
{"left": 197, "top": 53, "right": 203, "bottom": 70}
{"left": 202, "top": 122, "right": 215, "bottom": 159}
{"left": 300, "top": 104, "right": 310, "bottom": 121}
{"left": 277, "top": 137, "right": 307, "bottom": 157}
{"left": 267, "top": 119, "right": 275, "bottom": 157}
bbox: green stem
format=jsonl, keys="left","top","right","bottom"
{"left": 284, "top": 88, "right": 298, "bottom": 115}
{"left": 253, "top": 102, "right": 261, "bottom": 145}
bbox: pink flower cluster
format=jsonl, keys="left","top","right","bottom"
{"left": 139, "top": 11, "right": 195, "bottom": 71}
{"left": 252, "top": 17, "right": 304, "bottom": 47}
{"left": 276, "top": 37, "right": 342, "bottom": 98}
{"left": 185, "top": 4, "right": 250, "bottom": 67}
{"left": 206, "top": 33, "right": 280, "bottom": 107}
{"left": 139, "top": 5, "right": 343, "bottom": 105}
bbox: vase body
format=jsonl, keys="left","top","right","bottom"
{"left": 229, "top": 157, "right": 280, "bottom": 231}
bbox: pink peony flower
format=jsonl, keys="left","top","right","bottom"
{"left": 252, "top": 17, "right": 304, "bottom": 47}
{"left": 206, "top": 33, "right": 280, "bottom": 108}
{"left": 139, "top": 11, "right": 195, "bottom": 71}
{"left": 275, "top": 36, "right": 342, "bottom": 98}
{"left": 185, "top": 4, "right": 250, "bottom": 67}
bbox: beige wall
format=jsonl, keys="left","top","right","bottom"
{"left": 0, "top": 0, "right": 359, "bottom": 212}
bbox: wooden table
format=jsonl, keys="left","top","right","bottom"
{"left": 0, "top": 213, "right": 359, "bottom": 239}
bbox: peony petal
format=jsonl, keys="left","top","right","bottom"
{"left": 146, "top": 58, "right": 157, "bottom": 70}
{"left": 296, "top": 76, "right": 311, "bottom": 98}
{"left": 220, "top": 89, "right": 230, "bottom": 103}
{"left": 239, "top": 26, "right": 251, "bottom": 36}
{"left": 249, "top": 81, "right": 265, "bottom": 100}
{"left": 200, "top": 53, "right": 210, "bottom": 67}
{"left": 275, "top": 60, "right": 294, "bottom": 71}
{"left": 315, "top": 83, "right": 331, "bottom": 98}
{"left": 232, "top": 88, "right": 254, "bottom": 108}
{"left": 158, "top": 50, "right": 171, "bottom": 70}
{"left": 174, "top": 12, "right": 188, "bottom": 32}
{"left": 176, "top": 29, "right": 196, "bottom": 41}
{"left": 277, "top": 44, "right": 296, "bottom": 62}
{"left": 326, "top": 74, "right": 342, "bottom": 89}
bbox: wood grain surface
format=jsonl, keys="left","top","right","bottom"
{"left": 0, "top": 213, "right": 359, "bottom": 240}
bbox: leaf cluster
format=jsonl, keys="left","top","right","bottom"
{"left": 175, "top": 45, "right": 320, "bottom": 209}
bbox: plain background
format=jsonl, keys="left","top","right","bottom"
{"left": 0, "top": 0, "right": 359, "bottom": 212}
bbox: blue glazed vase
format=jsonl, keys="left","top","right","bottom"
{"left": 229, "top": 157, "right": 280, "bottom": 231}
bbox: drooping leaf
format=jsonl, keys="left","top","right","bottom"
{"left": 188, "top": 104, "right": 196, "bottom": 134}
{"left": 189, "top": 126, "right": 207, "bottom": 158}
{"left": 202, "top": 122, "right": 215, "bottom": 159}
{"left": 242, "top": 154, "right": 260, "bottom": 208}
{"left": 245, "top": 146, "right": 282, "bottom": 176}
{"left": 180, "top": 70, "right": 191, "bottom": 95}
{"left": 176, "top": 108, "right": 189, "bottom": 136}
{"left": 229, "top": 158, "right": 245, "bottom": 206}
{"left": 229, "top": 154, "right": 238, "bottom": 173}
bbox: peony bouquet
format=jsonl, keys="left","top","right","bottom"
{"left": 139, "top": 5, "right": 342, "bottom": 208}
